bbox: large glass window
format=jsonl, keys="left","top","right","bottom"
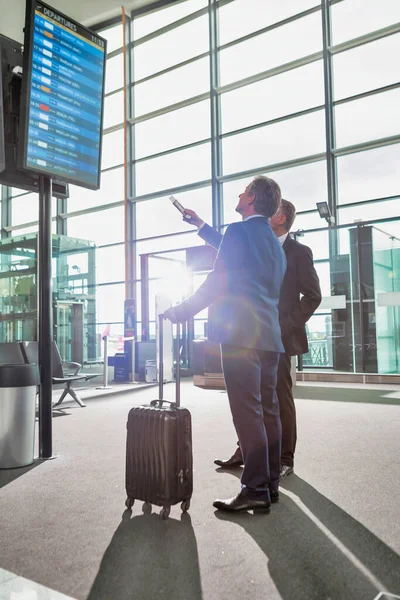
{"left": 332, "top": 34, "right": 400, "bottom": 100}
{"left": 67, "top": 206, "right": 124, "bottom": 246}
{"left": 135, "top": 100, "right": 210, "bottom": 159}
{"left": 135, "top": 15, "right": 209, "bottom": 80}
{"left": 222, "top": 110, "right": 326, "bottom": 175}
{"left": 135, "top": 143, "right": 211, "bottom": 196}
{"left": 134, "top": 57, "right": 210, "bottom": 116}
{"left": 218, "top": 0, "right": 320, "bottom": 46}
{"left": 102, "top": 129, "right": 125, "bottom": 170}
{"left": 97, "top": 283, "right": 125, "bottom": 323}
{"left": 101, "top": 23, "right": 123, "bottom": 53}
{"left": 338, "top": 198, "right": 400, "bottom": 224}
{"left": 134, "top": 0, "right": 207, "bottom": 39}
{"left": 12, "top": 193, "right": 39, "bottom": 227}
{"left": 105, "top": 53, "right": 124, "bottom": 94}
{"left": 219, "top": 12, "right": 322, "bottom": 87}
{"left": 135, "top": 186, "right": 212, "bottom": 239}
{"left": 221, "top": 61, "right": 324, "bottom": 133}
{"left": 331, "top": 0, "right": 400, "bottom": 45}
{"left": 103, "top": 92, "right": 125, "bottom": 129}
{"left": 68, "top": 167, "right": 124, "bottom": 213}
{"left": 223, "top": 160, "right": 328, "bottom": 225}
{"left": 335, "top": 89, "right": 400, "bottom": 149}
{"left": 96, "top": 245, "right": 125, "bottom": 284}
{"left": 336, "top": 144, "right": 400, "bottom": 206}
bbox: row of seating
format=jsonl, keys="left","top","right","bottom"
{"left": 0, "top": 341, "right": 99, "bottom": 407}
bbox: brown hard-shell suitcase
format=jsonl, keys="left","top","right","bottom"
{"left": 125, "top": 315, "right": 193, "bottom": 519}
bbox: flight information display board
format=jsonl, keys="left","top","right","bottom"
{"left": 20, "top": 1, "right": 107, "bottom": 190}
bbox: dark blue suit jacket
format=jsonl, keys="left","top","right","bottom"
{"left": 174, "top": 217, "right": 286, "bottom": 352}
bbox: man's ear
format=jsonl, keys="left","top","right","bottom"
{"left": 248, "top": 192, "right": 256, "bottom": 205}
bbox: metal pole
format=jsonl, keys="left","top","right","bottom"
{"left": 103, "top": 336, "right": 109, "bottom": 387}
{"left": 356, "top": 225, "right": 366, "bottom": 373}
{"left": 131, "top": 338, "right": 136, "bottom": 382}
{"left": 38, "top": 175, "right": 53, "bottom": 459}
{"left": 141, "top": 254, "right": 149, "bottom": 341}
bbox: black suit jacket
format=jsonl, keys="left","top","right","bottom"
{"left": 198, "top": 224, "right": 321, "bottom": 356}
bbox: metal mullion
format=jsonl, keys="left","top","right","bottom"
{"left": 339, "top": 195, "right": 400, "bottom": 210}
{"left": 1, "top": 186, "right": 11, "bottom": 239}
{"left": 218, "top": 4, "right": 322, "bottom": 52}
{"left": 124, "top": 10, "right": 136, "bottom": 304}
{"left": 280, "top": 215, "right": 400, "bottom": 236}
{"left": 133, "top": 52, "right": 209, "bottom": 86}
{"left": 107, "top": 47, "right": 124, "bottom": 60}
{"left": 101, "top": 163, "right": 125, "bottom": 174}
{"left": 105, "top": 86, "right": 124, "bottom": 98}
{"left": 97, "top": 240, "right": 125, "bottom": 250}
{"left": 217, "top": 51, "right": 323, "bottom": 95}
{"left": 217, "top": 153, "right": 327, "bottom": 184}
{"left": 221, "top": 105, "right": 325, "bottom": 141}
{"left": 128, "top": 92, "right": 210, "bottom": 125}
{"left": 136, "top": 228, "right": 199, "bottom": 244}
{"left": 329, "top": 22, "right": 400, "bottom": 55}
{"left": 103, "top": 122, "right": 124, "bottom": 136}
{"left": 321, "top": 0, "right": 338, "bottom": 225}
{"left": 334, "top": 82, "right": 400, "bottom": 106}
{"left": 93, "top": 15, "right": 122, "bottom": 33}
{"left": 133, "top": 6, "right": 209, "bottom": 46}
{"left": 128, "top": 178, "right": 212, "bottom": 203}
{"left": 61, "top": 200, "right": 124, "bottom": 220}
{"left": 333, "top": 135, "right": 400, "bottom": 157}
{"left": 134, "top": 138, "right": 211, "bottom": 165}
{"left": 56, "top": 197, "right": 67, "bottom": 235}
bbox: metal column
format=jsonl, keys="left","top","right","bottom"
{"left": 208, "top": 0, "right": 223, "bottom": 230}
{"left": 38, "top": 175, "right": 53, "bottom": 459}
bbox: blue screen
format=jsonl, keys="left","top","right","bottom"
{"left": 25, "top": 4, "right": 106, "bottom": 189}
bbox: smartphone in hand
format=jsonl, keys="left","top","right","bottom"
{"left": 169, "top": 196, "right": 192, "bottom": 221}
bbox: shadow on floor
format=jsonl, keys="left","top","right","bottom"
{"left": 88, "top": 508, "right": 202, "bottom": 600}
{"left": 294, "top": 386, "right": 400, "bottom": 406}
{"left": 215, "top": 472, "right": 400, "bottom": 600}
{"left": 0, "top": 460, "right": 43, "bottom": 490}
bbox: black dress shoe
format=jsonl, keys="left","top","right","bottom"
{"left": 214, "top": 449, "right": 243, "bottom": 468}
{"left": 213, "top": 493, "right": 271, "bottom": 513}
{"left": 280, "top": 465, "right": 294, "bottom": 479}
{"left": 270, "top": 489, "right": 279, "bottom": 504}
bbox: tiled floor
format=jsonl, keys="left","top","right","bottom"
{"left": 0, "top": 569, "right": 75, "bottom": 600}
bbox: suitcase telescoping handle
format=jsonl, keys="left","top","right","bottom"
{"left": 158, "top": 313, "right": 180, "bottom": 408}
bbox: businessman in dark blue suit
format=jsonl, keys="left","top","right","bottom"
{"left": 164, "top": 176, "right": 286, "bottom": 512}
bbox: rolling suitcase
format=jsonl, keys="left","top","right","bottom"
{"left": 125, "top": 315, "right": 193, "bottom": 519}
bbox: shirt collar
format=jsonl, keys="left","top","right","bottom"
{"left": 278, "top": 232, "right": 289, "bottom": 245}
{"left": 244, "top": 214, "right": 266, "bottom": 222}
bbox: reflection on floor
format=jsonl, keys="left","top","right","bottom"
{"left": 0, "top": 568, "right": 75, "bottom": 600}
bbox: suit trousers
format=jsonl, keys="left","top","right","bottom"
{"left": 221, "top": 344, "right": 281, "bottom": 497}
{"left": 277, "top": 352, "right": 297, "bottom": 468}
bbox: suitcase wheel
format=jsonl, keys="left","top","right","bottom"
{"left": 181, "top": 500, "right": 190, "bottom": 513}
{"left": 125, "top": 497, "right": 135, "bottom": 509}
{"left": 142, "top": 502, "right": 152, "bottom": 514}
{"left": 160, "top": 506, "right": 171, "bottom": 520}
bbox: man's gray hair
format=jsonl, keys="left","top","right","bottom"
{"left": 250, "top": 176, "right": 281, "bottom": 218}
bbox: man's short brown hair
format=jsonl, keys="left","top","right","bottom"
{"left": 280, "top": 199, "right": 296, "bottom": 231}
{"left": 250, "top": 176, "right": 281, "bottom": 219}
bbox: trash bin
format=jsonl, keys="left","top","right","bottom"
{"left": 0, "top": 363, "right": 40, "bottom": 469}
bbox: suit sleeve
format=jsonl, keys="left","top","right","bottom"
{"left": 173, "top": 224, "right": 244, "bottom": 321}
{"left": 198, "top": 223, "right": 223, "bottom": 250}
{"left": 290, "top": 246, "right": 322, "bottom": 328}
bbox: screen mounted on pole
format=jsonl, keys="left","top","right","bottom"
{"left": 19, "top": 0, "right": 107, "bottom": 190}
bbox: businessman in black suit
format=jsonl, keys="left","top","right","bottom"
{"left": 164, "top": 176, "right": 286, "bottom": 512}
{"left": 183, "top": 199, "right": 322, "bottom": 478}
